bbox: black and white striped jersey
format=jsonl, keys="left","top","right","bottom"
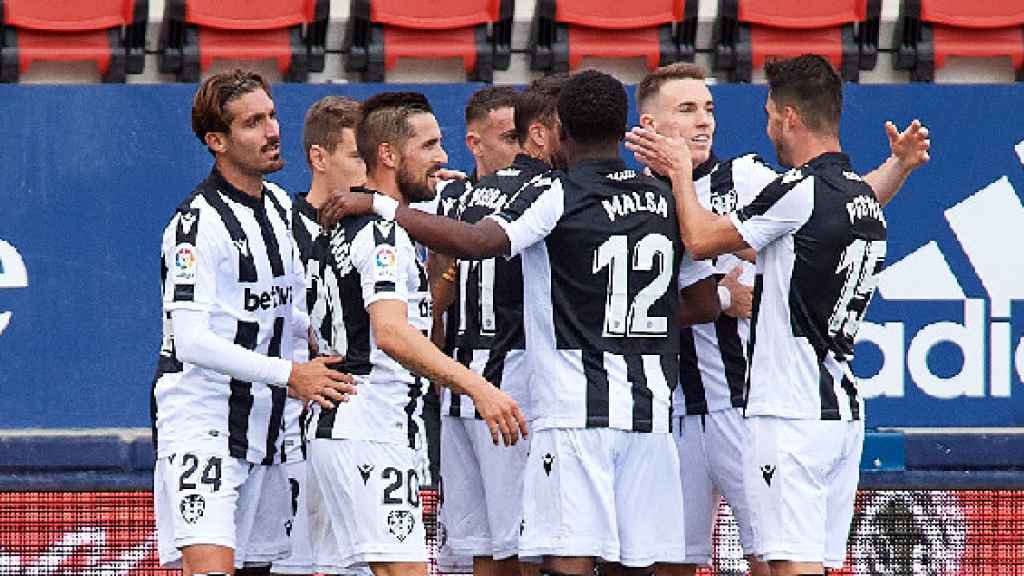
{"left": 433, "top": 177, "right": 472, "bottom": 358}
{"left": 308, "top": 188, "right": 432, "bottom": 449}
{"left": 443, "top": 154, "right": 550, "bottom": 420}
{"left": 674, "top": 153, "right": 778, "bottom": 416}
{"left": 153, "top": 168, "right": 304, "bottom": 465}
{"left": 490, "top": 158, "right": 690, "bottom": 434}
{"left": 731, "top": 152, "right": 885, "bottom": 421}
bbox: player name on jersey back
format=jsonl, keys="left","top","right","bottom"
{"left": 490, "top": 158, "right": 684, "bottom": 433}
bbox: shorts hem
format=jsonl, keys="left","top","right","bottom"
{"left": 676, "top": 555, "right": 712, "bottom": 567}
{"left": 239, "top": 548, "right": 291, "bottom": 565}
{"left": 334, "top": 550, "right": 428, "bottom": 566}
{"left": 760, "top": 549, "right": 824, "bottom": 564}
{"left": 445, "top": 541, "right": 519, "bottom": 561}
{"left": 618, "top": 547, "right": 688, "bottom": 567}
{"left": 269, "top": 562, "right": 316, "bottom": 574}
{"left": 519, "top": 541, "right": 617, "bottom": 563}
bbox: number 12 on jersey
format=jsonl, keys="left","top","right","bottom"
{"left": 593, "top": 233, "right": 674, "bottom": 338}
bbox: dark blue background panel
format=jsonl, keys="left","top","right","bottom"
{"left": 0, "top": 83, "right": 1022, "bottom": 428}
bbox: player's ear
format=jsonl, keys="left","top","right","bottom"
{"left": 308, "top": 144, "right": 326, "bottom": 173}
{"left": 465, "top": 129, "right": 481, "bottom": 155}
{"left": 204, "top": 131, "right": 228, "bottom": 154}
{"left": 639, "top": 113, "right": 656, "bottom": 131}
{"left": 378, "top": 141, "right": 398, "bottom": 170}
{"left": 527, "top": 122, "right": 546, "bottom": 150}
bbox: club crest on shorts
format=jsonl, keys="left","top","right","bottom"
{"left": 387, "top": 510, "right": 415, "bottom": 542}
{"left": 761, "top": 464, "right": 776, "bottom": 487}
{"left": 543, "top": 453, "right": 554, "bottom": 476}
{"left": 358, "top": 463, "right": 374, "bottom": 485}
{"left": 179, "top": 494, "right": 206, "bottom": 524}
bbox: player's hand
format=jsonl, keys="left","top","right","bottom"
{"left": 886, "top": 119, "right": 931, "bottom": 171}
{"left": 319, "top": 190, "right": 375, "bottom": 230}
{"left": 288, "top": 356, "right": 357, "bottom": 410}
{"left": 435, "top": 168, "right": 468, "bottom": 181}
{"left": 624, "top": 126, "right": 693, "bottom": 179}
{"left": 307, "top": 325, "right": 319, "bottom": 359}
{"left": 472, "top": 385, "right": 528, "bottom": 446}
{"left": 720, "top": 266, "right": 752, "bottom": 319}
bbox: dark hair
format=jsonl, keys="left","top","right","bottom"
{"left": 357, "top": 92, "right": 433, "bottom": 173}
{"left": 557, "top": 70, "right": 627, "bottom": 146}
{"left": 465, "top": 86, "right": 518, "bottom": 126}
{"left": 192, "top": 69, "right": 272, "bottom": 150}
{"left": 303, "top": 96, "right": 361, "bottom": 166}
{"left": 764, "top": 54, "right": 842, "bottom": 136}
{"left": 636, "top": 62, "right": 707, "bottom": 113}
{"left": 514, "top": 73, "right": 567, "bottom": 146}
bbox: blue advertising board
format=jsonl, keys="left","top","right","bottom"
{"left": 0, "top": 83, "right": 1022, "bottom": 428}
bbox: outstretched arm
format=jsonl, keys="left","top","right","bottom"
{"left": 320, "top": 191, "right": 511, "bottom": 259}
{"left": 862, "top": 120, "right": 931, "bottom": 206}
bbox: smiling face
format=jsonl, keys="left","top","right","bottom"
{"left": 396, "top": 112, "right": 448, "bottom": 203}
{"left": 217, "top": 88, "right": 284, "bottom": 176}
{"left": 641, "top": 78, "right": 715, "bottom": 165}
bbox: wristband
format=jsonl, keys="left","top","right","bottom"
{"left": 372, "top": 193, "right": 399, "bottom": 220}
{"left": 718, "top": 285, "right": 732, "bottom": 311}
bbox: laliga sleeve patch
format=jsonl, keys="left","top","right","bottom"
{"left": 373, "top": 244, "right": 399, "bottom": 285}
{"left": 173, "top": 243, "right": 197, "bottom": 284}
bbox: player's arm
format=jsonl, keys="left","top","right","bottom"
{"left": 625, "top": 127, "right": 747, "bottom": 260}
{"left": 427, "top": 251, "right": 457, "bottom": 351}
{"left": 861, "top": 120, "right": 931, "bottom": 206}
{"left": 677, "top": 253, "right": 720, "bottom": 327}
{"left": 320, "top": 191, "right": 510, "bottom": 259}
{"left": 718, "top": 266, "right": 753, "bottom": 319}
{"left": 368, "top": 299, "right": 527, "bottom": 446}
{"left": 679, "top": 276, "right": 720, "bottom": 327}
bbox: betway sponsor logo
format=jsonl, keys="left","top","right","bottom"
{"left": 0, "top": 239, "right": 29, "bottom": 338}
{"left": 856, "top": 164, "right": 1024, "bottom": 400}
{"left": 244, "top": 285, "right": 293, "bottom": 312}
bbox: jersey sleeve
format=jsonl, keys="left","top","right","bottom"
{"left": 164, "top": 205, "right": 227, "bottom": 313}
{"left": 730, "top": 172, "right": 815, "bottom": 252}
{"left": 487, "top": 175, "right": 564, "bottom": 257}
{"left": 352, "top": 220, "right": 411, "bottom": 308}
{"left": 734, "top": 154, "right": 779, "bottom": 210}
{"left": 677, "top": 250, "right": 715, "bottom": 290}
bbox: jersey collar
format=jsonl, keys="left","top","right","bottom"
{"left": 804, "top": 151, "right": 851, "bottom": 171}
{"left": 571, "top": 157, "right": 629, "bottom": 176}
{"left": 208, "top": 166, "right": 263, "bottom": 210}
{"left": 692, "top": 152, "right": 718, "bottom": 181}
{"left": 295, "top": 192, "right": 318, "bottom": 221}
{"left": 511, "top": 153, "right": 550, "bottom": 174}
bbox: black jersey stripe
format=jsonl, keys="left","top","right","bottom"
{"left": 660, "top": 353, "right": 679, "bottom": 433}
{"left": 262, "top": 386, "right": 287, "bottom": 465}
{"left": 626, "top": 354, "right": 653, "bottom": 433}
{"left": 678, "top": 326, "right": 708, "bottom": 415}
{"left": 265, "top": 188, "right": 289, "bottom": 228}
{"left": 228, "top": 320, "right": 260, "bottom": 459}
{"left": 818, "top": 354, "right": 841, "bottom": 420}
{"left": 840, "top": 371, "right": 861, "bottom": 421}
{"left": 744, "top": 275, "right": 764, "bottom": 413}
{"left": 449, "top": 346, "right": 474, "bottom": 417}
{"left": 583, "top": 349, "right": 610, "bottom": 427}
{"left": 255, "top": 200, "right": 286, "bottom": 278}
{"left": 171, "top": 209, "right": 201, "bottom": 302}
{"left": 202, "top": 189, "right": 258, "bottom": 283}
{"left": 406, "top": 375, "right": 425, "bottom": 449}
{"left": 714, "top": 314, "right": 747, "bottom": 408}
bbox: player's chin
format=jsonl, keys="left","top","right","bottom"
{"left": 262, "top": 156, "right": 285, "bottom": 174}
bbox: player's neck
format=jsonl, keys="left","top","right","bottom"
{"left": 365, "top": 172, "right": 407, "bottom": 206}
{"left": 523, "top": 142, "right": 547, "bottom": 165}
{"left": 569, "top": 142, "right": 619, "bottom": 165}
{"left": 215, "top": 158, "right": 264, "bottom": 198}
{"left": 306, "top": 178, "right": 331, "bottom": 209}
{"left": 788, "top": 133, "right": 841, "bottom": 168}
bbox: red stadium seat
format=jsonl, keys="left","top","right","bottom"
{"left": 158, "top": 0, "right": 329, "bottom": 82}
{"left": 344, "top": 0, "right": 512, "bottom": 82}
{"left": 713, "top": 0, "right": 880, "bottom": 82}
{"left": 0, "top": 0, "right": 147, "bottom": 82}
{"left": 528, "top": 0, "right": 697, "bottom": 72}
{"left": 894, "top": 0, "right": 1024, "bottom": 81}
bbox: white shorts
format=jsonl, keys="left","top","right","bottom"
{"left": 673, "top": 409, "right": 757, "bottom": 565}
{"left": 270, "top": 459, "right": 314, "bottom": 574}
{"left": 307, "top": 438, "right": 428, "bottom": 571}
{"left": 520, "top": 428, "right": 686, "bottom": 567}
{"left": 154, "top": 450, "right": 290, "bottom": 568}
{"left": 438, "top": 416, "right": 530, "bottom": 560}
{"left": 744, "top": 416, "right": 864, "bottom": 568}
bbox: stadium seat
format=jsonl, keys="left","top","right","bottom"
{"left": 528, "top": 0, "right": 697, "bottom": 72}
{"left": 713, "top": 0, "right": 880, "bottom": 82}
{"left": 344, "top": 0, "right": 512, "bottom": 82}
{"left": 0, "top": 0, "right": 147, "bottom": 83}
{"left": 894, "top": 0, "right": 1024, "bottom": 81}
{"left": 158, "top": 0, "right": 329, "bottom": 82}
